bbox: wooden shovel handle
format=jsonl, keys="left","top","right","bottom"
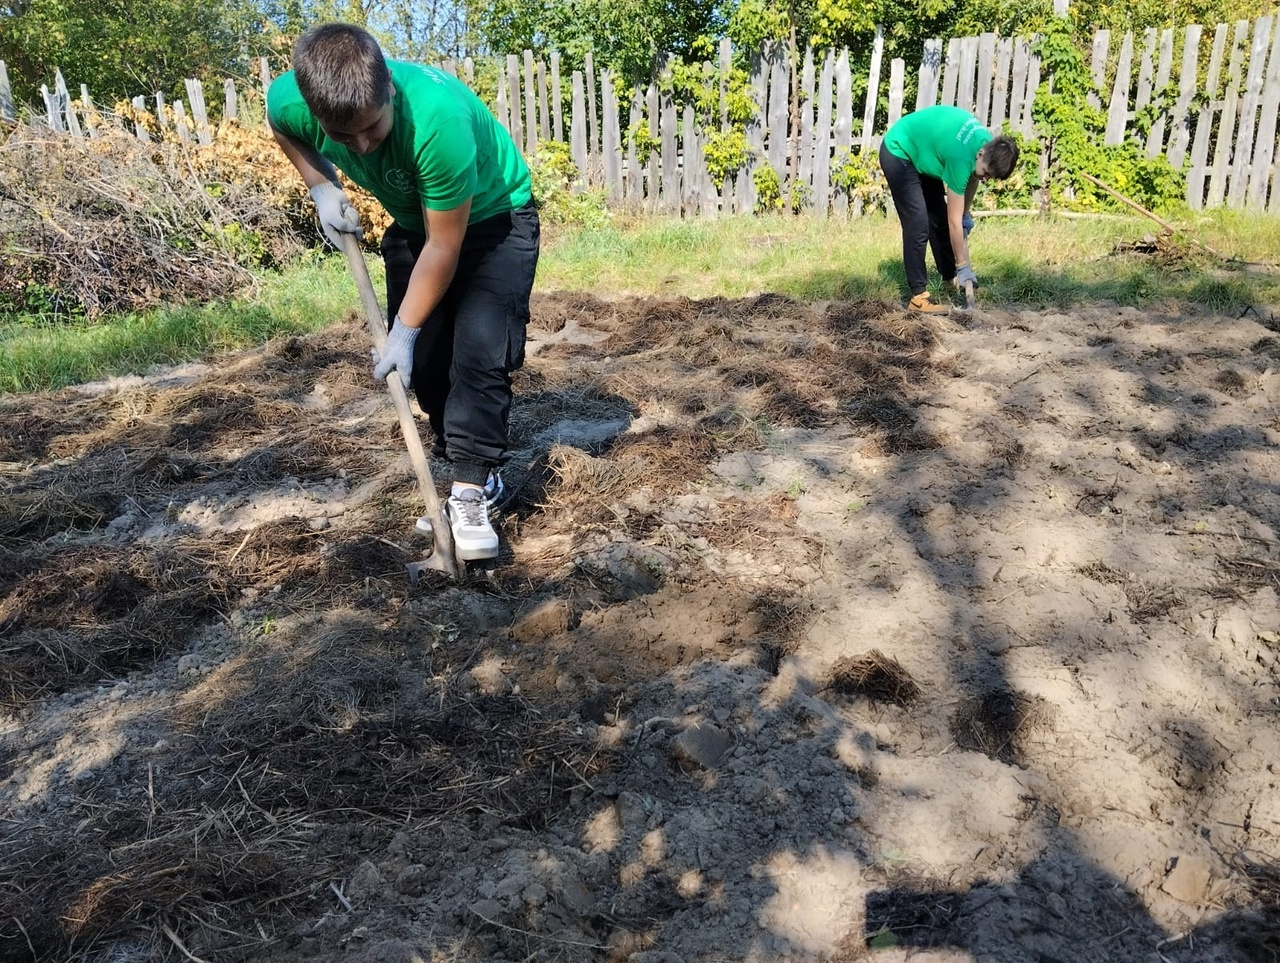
{"left": 337, "top": 233, "right": 457, "bottom": 571}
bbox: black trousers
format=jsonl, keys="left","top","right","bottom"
{"left": 879, "top": 143, "right": 956, "bottom": 296}
{"left": 381, "top": 200, "right": 540, "bottom": 487}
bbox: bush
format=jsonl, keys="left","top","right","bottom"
{"left": 528, "top": 140, "right": 610, "bottom": 228}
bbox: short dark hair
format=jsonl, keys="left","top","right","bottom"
{"left": 984, "top": 134, "right": 1019, "bottom": 179}
{"left": 292, "top": 23, "right": 391, "bottom": 127}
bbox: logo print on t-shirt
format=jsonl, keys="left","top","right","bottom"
{"left": 386, "top": 167, "right": 418, "bottom": 196}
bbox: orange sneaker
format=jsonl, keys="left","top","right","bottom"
{"left": 908, "top": 291, "right": 951, "bottom": 314}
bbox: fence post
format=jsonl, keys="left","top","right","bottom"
{"left": 0, "top": 60, "right": 14, "bottom": 122}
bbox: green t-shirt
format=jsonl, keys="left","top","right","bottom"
{"left": 267, "top": 59, "right": 531, "bottom": 231}
{"left": 883, "top": 105, "right": 993, "bottom": 196}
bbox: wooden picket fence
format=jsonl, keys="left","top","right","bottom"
{"left": 3, "top": 11, "right": 1279, "bottom": 215}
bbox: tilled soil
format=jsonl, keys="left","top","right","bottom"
{"left": 2, "top": 288, "right": 1279, "bottom": 963}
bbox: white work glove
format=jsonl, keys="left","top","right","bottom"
{"left": 308, "top": 181, "right": 363, "bottom": 249}
{"left": 372, "top": 316, "right": 419, "bottom": 387}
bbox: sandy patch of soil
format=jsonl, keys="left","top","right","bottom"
{"left": 3, "top": 288, "right": 1280, "bottom": 962}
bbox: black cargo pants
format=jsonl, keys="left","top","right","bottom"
{"left": 878, "top": 142, "right": 957, "bottom": 297}
{"left": 381, "top": 200, "right": 540, "bottom": 487}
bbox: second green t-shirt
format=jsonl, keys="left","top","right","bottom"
{"left": 267, "top": 59, "right": 531, "bottom": 231}
{"left": 882, "top": 105, "right": 993, "bottom": 196}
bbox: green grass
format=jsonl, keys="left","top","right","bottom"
{"left": 2, "top": 208, "right": 1278, "bottom": 396}
{"left": 0, "top": 256, "right": 367, "bottom": 395}
{"left": 536, "top": 208, "right": 1280, "bottom": 311}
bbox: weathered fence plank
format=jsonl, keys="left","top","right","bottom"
{"left": 601, "top": 69, "right": 622, "bottom": 201}
{"left": 550, "top": 52, "right": 563, "bottom": 142}
{"left": 537, "top": 60, "right": 551, "bottom": 143}
{"left": 523, "top": 49, "right": 537, "bottom": 156}
{"left": 815, "top": 50, "right": 835, "bottom": 218}
{"left": 991, "top": 38, "right": 1012, "bottom": 128}
{"left": 1009, "top": 38, "right": 1030, "bottom": 134}
{"left": 941, "top": 37, "right": 961, "bottom": 106}
{"left": 767, "top": 45, "right": 789, "bottom": 172}
{"left": 185, "top": 77, "right": 211, "bottom": 145}
{"left": 506, "top": 55, "right": 523, "bottom": 152}
{"left": 1105, "top": 31, "right": 1135, "bottom": 145}
{"left": 800, "top": 47, "right": 816, "bottom": 188}
{"left": 224, "top": 77, "right": 238, "bottom": 123}
{"left": 626, "top": 88, "right": 644, "bottom": 205}
{"left": 976, "top": 32, "right": 997, "bottom": 125}
{"left": 1088, "top": 30, "right": 1109, "bottom": 110}
{"left": 887, "top": 57, "right": 905, "bottom": 131}
{"left": 569, "top": 71, "right": 587, "bottom": 182}
{"left": 659, "top": 77, "right": 677, "bottom": 212}
{"left": 55, "top": 70, "right": 82, "bottom": 137}
{"left": 1188, "top": 23, "right": 1228, "bottom": 207}
{"left": 1020, "top": 41, "right": 1040, "bottom": 136}
{"left": 0, "top": 60, "right": 14, "bottom": 122}
{"left": 956, "top": 35, "right": 978, "bottom": 115}
{"left": 1228, "top": 15, "right": 1273, "bottom": 207}
{"left": 861, "top": 28, "right": 884, "bottom": 151}
{"left": 1166, "top": 25, "right": 1203, "bottom": 169}
{"left": 918, "top": 38, "right": 943, "bottom": 109}
{"left": 585, "top": 51, "right": 599, "bottom": 158}
{"left": 1207, "top": 20, "right": 1250, "bottom": 207}
{"left": 1247, "top": 23, "right": 1280, "bottom": 209}
{"left": 1145, "top": 28, "right": 1174, "bottom": 157}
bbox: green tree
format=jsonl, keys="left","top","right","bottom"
{"left": 0, "top": 0, "right": 271, "bottom": 104}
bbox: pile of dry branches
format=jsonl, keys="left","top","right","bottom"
{"left": 0, "top": 120, "right": 315, "bottom": 318}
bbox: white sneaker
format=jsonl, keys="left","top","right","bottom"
{"left": 416, "top": 470, "right": 506, "bottom": 536}
{"left": 444, "top": 488, "right": 499, "bottom": 560}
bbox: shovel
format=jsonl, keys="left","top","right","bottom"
{"left": 338, "top": 233, "right": 460, "bottom": 581}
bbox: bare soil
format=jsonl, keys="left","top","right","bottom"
{"left": 3, "top": 286, "right": 1280, "bottom": 963}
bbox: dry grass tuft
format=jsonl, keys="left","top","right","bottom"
{"left": 826, "top": 650, "right": 922, "bottom": 706}
{"left": 949, "top": 689, "right": 1052, "bottom": 766}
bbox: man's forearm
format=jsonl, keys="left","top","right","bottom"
{"left": 271, "top": 125, "right": 339, "bottom": 190}
{"left": 398, "top": 242, "right": 461, "bottom": 327}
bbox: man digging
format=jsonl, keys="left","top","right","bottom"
{"left": 268, "top": 22, "right": 539, "bottom": 561}
{"left": 878, "top": 104, "right": 1019, "bottom": 314}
